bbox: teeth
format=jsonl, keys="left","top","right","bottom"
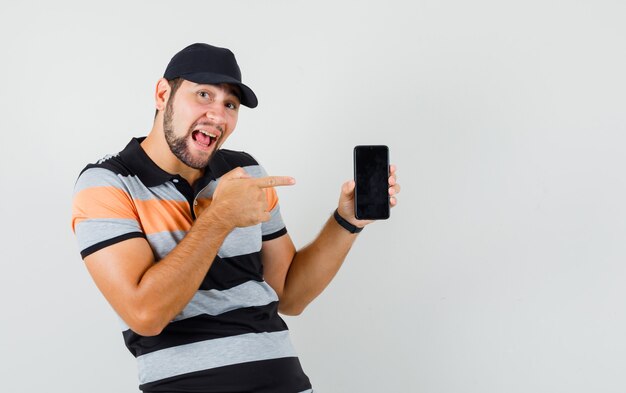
{"left": 197, "top": 130, "right": 217, "bottom": 138}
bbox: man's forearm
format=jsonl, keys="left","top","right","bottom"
{"left": 279, "top": 214, "right": 360, "bottom": 315}
{"left": 133, "top": 207, "right": 233, "bottom": 334}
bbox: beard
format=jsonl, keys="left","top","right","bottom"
{"left": 163, "top": 99, "right": 221, "bottom": 170}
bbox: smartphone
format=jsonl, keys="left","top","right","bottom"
{"left": 354, "top": 145, "right": 390, "bottom": 220}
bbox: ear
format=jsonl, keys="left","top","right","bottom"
{"left": 155, "top": 78, "right": 172, "bottom": 112}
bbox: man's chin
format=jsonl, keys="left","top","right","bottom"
{"left": 181, "top": 140, "right": 217, "bottom": 168}
{"left": 185, "top": 150, "right": 218, "bottom": 170}
{"left": 183, "top": 157, "right": 211, "bottom": 170}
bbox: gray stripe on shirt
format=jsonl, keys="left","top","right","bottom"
{"left": 137, "top": 331, "right": 297, "bottom": 384}
{"left": 262, "top": 205, "right": 285, "bottom": 236}
{"left": 242, "top": 164, "right": 265, "bottom": 178}
{"left": 118, "top": 281, "right": 278, "bottom": 331}
{"left": 75, "top": 168, "right": 186, "bottom": 202}
{"left": 146, "top": 230, "right": 188, "bottom": 260}
{"left": 218, "top": 224, "right": 262, "bottom": 258}
{"left": 75, "top": 218, "right": 142, "bottom": 252}
{"left": 73, "top": 168, "right": 123, "bottom": 194}
{"left": 172, "top": 280, "right": 279, "bottom": 322}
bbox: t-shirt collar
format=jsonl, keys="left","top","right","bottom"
{"left": 119, "top": 137, "right": 215, "bottom": 188}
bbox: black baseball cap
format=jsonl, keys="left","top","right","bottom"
{"left": 163, "top": 43, "right": 258, "bottom": 108}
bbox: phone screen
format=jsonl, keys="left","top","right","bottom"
{"left": 354, "top": 145, "right": 390, "bottom": 220}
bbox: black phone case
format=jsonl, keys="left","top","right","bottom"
{"left": 353, "top": 145, "right": 390, "bottom": 220}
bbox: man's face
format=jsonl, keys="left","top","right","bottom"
{"left": 163, "top": 80, "right": 240, "bottom": 169}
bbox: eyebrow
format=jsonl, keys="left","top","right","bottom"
{"left": 194, "top": 83, "right": 241, "bottom": 103}
{"left": 222, "top": 84, "right": 242, "bottom": 103}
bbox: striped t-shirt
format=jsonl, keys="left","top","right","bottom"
{"left": 71, "top": 137, "right": 312, "bottom": 393}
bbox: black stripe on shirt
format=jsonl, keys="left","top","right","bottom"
{"left": 199, "top": 252, "right": 264, "bottom": 291}
{"left": 139, "top": 356, "right": 312, "bottom": 393}
{"left": 123, "top": 301, "right": 288, "bottom": 357}
{"left": 81, "top": 232, "right": 146, "bottom": 258}
{"left": 262, "top": 227, "right": 288, "bottom": 242}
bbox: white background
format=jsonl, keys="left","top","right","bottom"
{"left": 1, "top": 1, "right": 626, "bottom": 392}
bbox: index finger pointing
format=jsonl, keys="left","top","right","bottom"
{"left": 255, "top": 176, "right": 296, "bottom": 188}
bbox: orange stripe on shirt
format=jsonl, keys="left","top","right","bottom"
{"left": 72, "top": 186, "right": 138, "bottom": 232}
{"left": 134, "top": 199, "right": 193, "bottom": 235}
{"left": 72, "top": 186, "right": 193, "bottom": 235}
{"left": 193, "top": 197, "right": 212, "bottom": 218}
{"left": 265, "top": 187, "right": 279, "bottom": 211}
{"left": 73, "top": 184, "right": 279, "bottom": 235}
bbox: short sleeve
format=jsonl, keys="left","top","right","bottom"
{"left": 71, "top": 167, "right": 145, "bottom": 258}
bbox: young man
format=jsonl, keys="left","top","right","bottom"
{"left": 71, "top": 43, "right": 400, "bottom": 393}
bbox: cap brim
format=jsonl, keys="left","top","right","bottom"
{"left": 180, "top": 72, "right": 258, "bottom": 108}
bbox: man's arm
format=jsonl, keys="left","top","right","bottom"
{"left": 82, "top": 168, "right": 295, "bottom": 336}
{"left": 263, "top": 165, "right": 400, "bottom": 315}
{"left": 262, "top": 216, "right": 360, "bottom": 316}
{"left": 84, "top": 207, "right": 231, "bottom": 336}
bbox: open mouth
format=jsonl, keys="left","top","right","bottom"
{"left": 191, "top": 129, "right": 218, "bottom": 149}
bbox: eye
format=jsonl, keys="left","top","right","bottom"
{"left": 226, "top": 102, "right": 238, "bottom": 110}
{"left": 197, "top": 91, "right": 211, "bottom": 99}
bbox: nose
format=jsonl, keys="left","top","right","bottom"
{"left": 205, "top": 103, "right": 226, "bottom": 126}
